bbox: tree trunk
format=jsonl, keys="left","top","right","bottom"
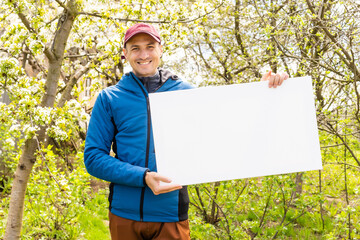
{"left": 1, "top": 91, "right": 11, "bottom": 191}
{"left": 1, "top": 90, "right": 11, "bottom": 104}
{"left": 295, "top": 172, "right": 303, "bottom": 198}
{"left": 0, "top": 148, "right": 10, "bottom": 192}
{"left": 3, "top": 134, "right": 42, "bottom": 239}
{"left": 4, "top": 1, "right": 78, "bottom": 239}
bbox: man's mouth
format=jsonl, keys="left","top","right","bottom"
{"left": 138, "top": 61, "right": 152, "bottom": 65}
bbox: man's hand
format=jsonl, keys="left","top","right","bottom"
{"left": 261, "top": 70, "right": 289, "bottom": 88}
{"left": 145, "top": 171, "right": 182, "bottom": 195}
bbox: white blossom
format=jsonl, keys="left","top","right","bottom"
{"left": 5, "top": 138, "right": 15, "bottom": 147}
{"left": 67, "top": 99, "right": 81, "bottom": 109}
{"left": 55, "top": 118, "right": 67, "bottom": 127}
{"left": 28, "top": 39, "right": 45, "bottom": 53}
{"left": 23, "top": 124, "right": 40, "bottom": 140}
{"left": 33, "top": 106, "right": 52, "bottom": 124}
{"left": 9, "top": 124, "right": 21, "bottom": 132}
{"left": 208, "top": 29, "right": 221, "bottom": 41}
{"left": 56, "top": 92, "right": 62, "bottom": 101}
{"left": 80, "top": 111, "right": 90, "bottom": 123}
{"left": 58, "top": 79, "right": 66, "bottom": 89}
{"left": 49, "top": 125, "right": 68, "bottom": 141}
{"left": 0, "top": 57, "right": 19, "bottom": 66}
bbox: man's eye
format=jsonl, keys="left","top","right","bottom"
{"left": 132, "top": 48, "right": 138, "bottom": 51}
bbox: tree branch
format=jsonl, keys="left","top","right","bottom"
{"left": 203, "top": 187, "right": 233, "bottom": 239}
{"left": 54, "top": 0, "right": 70, "bottom": 13}
{"left": 326, "top": 121, "right": 360, "bottom": 166}
{"left": 252, "top": 181, "right": 274, "bottom": 239}
{"left": 9, "top": 0, "right": 56, "bottom": 61}
{"left": 57, "top": 60, "right": 93, "bottom": 108}
{"left": 324, "top": 161, "right": 360, "bottom": 171}
{"left": 305, "top": 0, "right": 360, "bottom": 79}
{"left": 78, "top": 1, "right": 224, "bottom": 24}
{"left": 64, "top": 53, "right": 97, "bottom": 58}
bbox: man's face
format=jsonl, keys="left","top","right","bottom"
{"left": 123, "top": 33, "right": 163, "bottom": 77}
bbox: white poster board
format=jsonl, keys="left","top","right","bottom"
{"left": 149, "top": 76, "right": 322, "bottom": 186}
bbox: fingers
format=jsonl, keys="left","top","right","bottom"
{"left": 154, "top": 174, "right": 172, "bottom": 183}
{"left": 261, "top": 70, "right": 272, "bottom": 82}
{"left": 152, "top": 184, "right": 183, "bottom": 195}
{"left": 264, "top": 71, "right": 289, "bottom": 88}
{"left": 273, "top": 73, "right": 281, "bottom": 88}
{"left": 282, "top": 72, "right": 289, "bottom": 81}
{"left": 278, "top": 73, "right": 284, "bottom": 86}
{"left": 145, "top": 172, "right": 182, "bottom": 195}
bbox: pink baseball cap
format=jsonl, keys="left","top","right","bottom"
{"left": 123, "top": 23, "right": 161, "bottom": 47}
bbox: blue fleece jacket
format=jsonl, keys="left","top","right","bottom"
{"left": 84, "top": 68, "right": 193, "bottom": 222}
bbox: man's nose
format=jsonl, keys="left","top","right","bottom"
{"left": 138, "top": 49, "right": 149, "bottom": 59}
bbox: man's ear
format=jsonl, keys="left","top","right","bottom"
{"left": 122, "top": 48, "right": 127, "bottom": 59}
{"left": 159, "top": 44, "right": 163, "bottom": 57}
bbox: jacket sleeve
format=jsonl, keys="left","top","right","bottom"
{"left": 84, "top": 91, "right": 148, "bottom": 187}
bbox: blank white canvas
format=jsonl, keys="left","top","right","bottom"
{"left": 149, "top": 76, "right": 322, "bottom": 186}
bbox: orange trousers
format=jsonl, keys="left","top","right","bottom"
{"left": 109, "top": 211, "right": 191, "bottom": 240}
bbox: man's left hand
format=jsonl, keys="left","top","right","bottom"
{"left": 145, "top": 171, "right": 182, "bottom": 195}
{"left": 261, "top": 70, "right": 289, "bottom": 88}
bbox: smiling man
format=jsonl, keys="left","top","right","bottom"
{"left": 84, "top": 23, "right": 193, "bottom": 240}
{"left": 84, "top": 23, "right": 288, "bottom": 240}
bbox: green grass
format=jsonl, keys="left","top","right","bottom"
{"left": 78, "top": 189, "right": 110, "bottom": 240}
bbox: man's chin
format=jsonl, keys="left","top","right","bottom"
{"left": 135, "top": 70, "right": 157, "bottom": 77}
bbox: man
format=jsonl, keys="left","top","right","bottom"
{"left": 84, "top": 23, "right": 288, "bottom": 240}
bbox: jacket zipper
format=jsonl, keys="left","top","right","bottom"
{"left": 132, "top": 74, "right": 151, "bottom": 222}
{"left": 141, "top": 98, "right": 151, "bottom": 221}
{"left": 132, "top": 73, "right": 171, "bottom": 221}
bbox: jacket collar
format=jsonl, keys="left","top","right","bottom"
{"left": 116, "top": 68, "right": 178, "bottom": 94}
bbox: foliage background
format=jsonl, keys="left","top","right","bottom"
{"left": 1, "top": 0, "right": 360, "bottom": 239}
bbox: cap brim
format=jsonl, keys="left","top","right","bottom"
{"left": 124, "top": 31, "right": 161, "bottom": 47}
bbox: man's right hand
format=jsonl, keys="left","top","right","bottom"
{"left": 145, "top": 171, "right": 182, "bottom": 195}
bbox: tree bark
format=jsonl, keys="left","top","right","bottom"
{"left": 295, "top": 172, "right": 303, "bottom": 198}
{"left": 4, "top": 1, "right": 78, "bottom": 239}
{"left": 0, "top": 91, "right": 12, "bottom": 192}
